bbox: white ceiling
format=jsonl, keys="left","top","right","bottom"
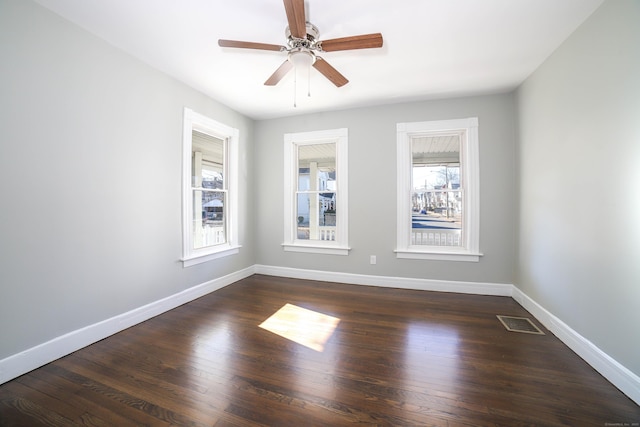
{"left": 34, "top": 0, "right": 604, "bottom": 120}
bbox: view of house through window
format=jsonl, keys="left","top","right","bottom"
{"left": 192, "top": 130, "right": 226, "bottom": 249}
{"left": 396, "top": 117, "right": 479, "bottom": 261}
{"left": 182, "top": 107, "right": 239, "bottom": 267}
{"left": 411, "top": 134, "right": 462, "bottom": 246}
{"left": 296, "top": 142, "right": 337, "bottom": 241}
{"left": 283, "top": 128, "right": 348, "bottom": 255}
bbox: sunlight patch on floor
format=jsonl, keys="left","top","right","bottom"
{"left": 259, "top": 303, "right": 340, "bottom": 352}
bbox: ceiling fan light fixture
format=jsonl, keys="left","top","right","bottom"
{"left": 288, "top": 49, "right": 316, "bottom": 70}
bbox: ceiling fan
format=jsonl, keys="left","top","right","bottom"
{"left": 218, "top": 0, "right": 383, "bottom": 88}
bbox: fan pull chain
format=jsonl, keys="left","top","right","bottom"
{"left": 307, "top": 63, "right": 311, "bottom": 97}
{"left": 293, "top": 66, "right": 298, "bottom": 108}
{"left": 292, "top": 61, "right": 311, "bottom": 107}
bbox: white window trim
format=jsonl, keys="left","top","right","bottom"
{"left": 396, "top": 118, "right": 482, "bottom": 262}
{"left": 181, "top": 108, "right": 240, "bottom": 267}
{"left": 283, "top": 128, "right": 350, "bottom": 255}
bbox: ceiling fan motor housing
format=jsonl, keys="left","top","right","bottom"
{"left": 286, "top": 22, "right": 320, "bottom": 50}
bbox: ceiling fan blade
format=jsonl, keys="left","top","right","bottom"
{"left": 218, "top": 39, "right": 285, "bottom": 51}
{"left": 320, "top": 33, "right": 383, "bottom": 52}
{"left": 313, "top": 57, "right": 348, "bottom": 87}
{"left": 264, "top": 60, "right": 294, "bottom": 86}
{"left": 283, "top": 0, "right": 306, "bottom": 39}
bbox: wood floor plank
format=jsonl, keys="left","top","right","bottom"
{"left": 0, "top": 274, "right": 638, "bottom": 426}
{"left": 16, "top": 369, "right": 138, "bottom": 427}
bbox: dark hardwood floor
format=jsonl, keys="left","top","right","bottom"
{"left": 1, "top": 274, "right": 638, "bottom": 426}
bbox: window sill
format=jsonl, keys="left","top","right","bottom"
{"left": 282, "top": 243, "right": 350, "bottom": 256}
{"left": 395, "top": 248, "right": 482, "bottom": 262}
{"left": 182, "top": 245, "right": 241, "bottom": 267}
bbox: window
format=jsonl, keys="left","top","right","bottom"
{"left": 283, "top": 128, "right": 349, "bottom": 255}
{"left": 182, "top": 108, "right": 239, "bottom": 266}
{"left": 396, "top": 118, "right": 481, "bottom": 261}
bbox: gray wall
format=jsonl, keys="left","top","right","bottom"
{"left": 0, "top": 0, "right": 255, "bottom": 360}
{"left": 516, "top": 0, "right": 640, "bottom": 375}
{"left": 254, "top": 94, "right": 517, "bottom": 284}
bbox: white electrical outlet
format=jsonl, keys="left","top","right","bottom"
{"left": 370, "top": 255, "right": 377, "bottom": 265}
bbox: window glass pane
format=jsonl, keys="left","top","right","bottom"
{"left": 296, "top": 193, "right": 336, "bottom": 241}
{"left": 296, "top": 193, "right": 309, "bottom": 239}
{"left": 298, "top": 143, "right": 336, "bottom": 189}
{"left": 192, "top": 130, "right": 224, "bottom": 188}
{"left": 411, "top": 135, "right": 462, "bottom": 247}
{"left": 296, "top": 143, "right": 337, "bottom": 241}
{"left": 193, "top": 190, "right": 226, "bottom": 249}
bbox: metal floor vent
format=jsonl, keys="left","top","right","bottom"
{"left": 496, "top": 315, "right": 545, "bottom": 335}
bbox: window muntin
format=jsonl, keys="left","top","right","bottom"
{"left": 283, "top": 128, "right": 349, "bottom": 255}
{"left": 396, "top": 118, "right": 481, "bottom": 262}
{"left": 182, "top": 108, "right": 239, "bottom": 266}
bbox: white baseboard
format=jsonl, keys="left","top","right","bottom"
{"left": 511, "top": 286, "right": 640, "bottom": 405}
{"left": 254, "top": 264, "right": 513, "bottom": 296}
{"left": 2, "top": 264, "right": 638, "bottom": 406}
{"left": 0, "top": 266, "right": 255, "bottom": 385}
